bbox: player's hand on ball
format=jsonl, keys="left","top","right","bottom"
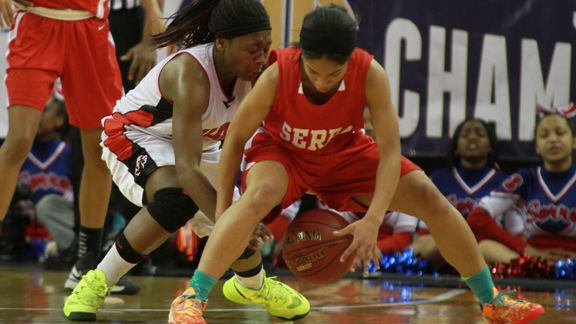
{"left": 334, "top": 218, "right": 382, "bottom": 276}
{"left": 247, "top": 222, "right": 274, "bottom": 250}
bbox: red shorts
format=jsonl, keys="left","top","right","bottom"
{"left": 5, "top": 12, "right": 123, "bottom": 129}
{"left": 242, "top": 132, "right": 422, "bottom": 221}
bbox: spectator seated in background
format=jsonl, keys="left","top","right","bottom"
{"left": 410, "top": 119, "right": 520, "bottom": 269}
{"left": 467, "top": 106, "right": 576, "bottom": 264}
{"left": 19, "top": 95, "right": 74, "bottom": 256}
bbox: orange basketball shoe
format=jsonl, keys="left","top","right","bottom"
{"left": 481, "top": 288, "right": 545, "bottom": 324}
{"left": 168, "top": 286, "right": 208, "bottom": 324}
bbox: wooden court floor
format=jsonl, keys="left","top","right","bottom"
{"left": 0, "top": 265, "right": 573, "bottom": 323}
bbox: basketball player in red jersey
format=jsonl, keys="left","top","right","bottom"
{"left": 174, "top": 5, "right": 546, "bottom": 324}
{"left": 0, "top": 0, "right": 126, "bottom": 288}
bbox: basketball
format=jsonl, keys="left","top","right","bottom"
{"left": 282, "top": 209, "right": 356, "bottom": 285}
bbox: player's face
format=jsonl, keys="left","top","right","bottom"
{"left": 535, "top": 115, "right": 576, "bottom": 165}
{"left": 302, "top": 56, "right": 348, "bottom": 93}
{"left": 222, "top": 30, "right": 272, "bottom": 81}
{"left": 456, "top": 120, "right": 491, "bottom": 163}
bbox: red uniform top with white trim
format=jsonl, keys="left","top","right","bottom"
{"left": 264, "top": 47, "right": 373, "bottom": 155}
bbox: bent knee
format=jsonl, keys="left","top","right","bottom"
{"left": 243, "top": 181, "right": 285, "bottom": 214}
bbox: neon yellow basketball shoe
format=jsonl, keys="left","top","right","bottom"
{"left": 62, "top": 269, "right": 111, "bottom": 321}
{"left": 223, "top": 271, "right": 310, "bottom": 320}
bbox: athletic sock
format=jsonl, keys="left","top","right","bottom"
{"left": 234, "top": 262, "right": 264, "bottom": 290}
{"left": 78, "top": 226, "right": 103, "bottom": 258}
{"left": 96, "top": 234, "right": 145, "bottom": 287}
{"left": 462, "top": 265, "right": 496, "bottom": 305}
{"left": 190, "top": 270, "right": 218, "bottom": 302}
{"left": 97, "top": 243, "right": 138, "bottom": 287}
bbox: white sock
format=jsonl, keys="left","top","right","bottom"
{"left": 97, "top": 243, "right": 137, "bottom": 287}
{"left": 236, "top": 269, "right": 264, "bottom": 290}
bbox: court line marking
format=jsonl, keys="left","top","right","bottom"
{"left": 0, "top": 289, "right": 467, "bottom": 313}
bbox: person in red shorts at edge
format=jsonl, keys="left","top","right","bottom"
{"left": 171, "top": 5, "right": 547, "bottom": 324}
{"left": 0, "top": 0, "right": 130, "bottom": 290}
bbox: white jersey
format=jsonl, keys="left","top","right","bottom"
{"left": 104, "top": 43, "right": 252, "bottom": 152}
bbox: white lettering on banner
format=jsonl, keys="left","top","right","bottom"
{"left": 519, "top": 40, "right": 571, "bottom": 140}
{"left": 384, "top": 19, "right": 571, "bottom": 141}
{"left": 474, "top": 34, "right": 512, "bottom": 140}
{"left": 279, "top": 122, "right": 352, "bottom": 151}
{"left": 426, "top": 26, "right": 468, "bottom": 138}
{"left": 385, "top": 18, "right": 422, "bottom": 138}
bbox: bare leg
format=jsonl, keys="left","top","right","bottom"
{"left": 78, "top": 128, "right": 112, "bottom": 229}
{"left": 197, "top": 161, "right": 289, "bottom": 280}
{"left": 104, "top": 163, "right": 264, "bottom": 281}
{"left": 0, "top": 106, "right": 42, "bottom": 221}
{"left": 354, "top": 171, "right": 486, "bottom": 277}
{"left": 479, "top": 239, "right": 520, "bottom": 264}
{"left": 410, "top": 234, "right": 447, "bottom": 269}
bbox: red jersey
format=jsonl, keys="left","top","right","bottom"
{"left": 265, "top": 47, "right": 373, "bottom": 155}
{"left": 30, "top": 0, "right": 110, "bottom": 19}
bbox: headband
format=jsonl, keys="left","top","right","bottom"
{"left": 215, "top": 20, "right": 271, "bottom": 39}
{"left": 536, "top": 102, "right": 576, "bottom": 118}
{"left": 299, "top": 27, "right": 356, "bottom": 56}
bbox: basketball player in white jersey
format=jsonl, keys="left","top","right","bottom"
{"left": 63, "top": 0, "right": 310, "bottom": 323}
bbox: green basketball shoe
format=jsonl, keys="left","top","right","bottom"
{"left": 62, "top": 269, "right": 111, "bottom": 321}
{"left": 223, "top": 271, "right": 310, "bottom": 320}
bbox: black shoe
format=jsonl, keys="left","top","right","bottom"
{"left": 64, "top": 251, "right": 141, "bottom": 295}
{"left": 108, "top": 276, "right": 141, "bottom": 295}
{"left": 42, "top": 244, "right": 79, "bottom": 270}
{"left": 129, "top": 256, "right": 156, "bottom": 276}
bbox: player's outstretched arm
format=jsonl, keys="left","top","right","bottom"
{"left": 336, "top": 60, "right": 401, "bottom": 275}
{"left": 216, "top": 63, "right": 279, "bottom": 219}
{"left": 161, "top": 54, "right": 218, "bottom": 222}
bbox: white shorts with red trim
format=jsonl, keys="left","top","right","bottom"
{"left": 101, "top": 128, "right": 239, "bottom": 237}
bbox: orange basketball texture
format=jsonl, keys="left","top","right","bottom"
{"left": 282, "top": 209, "right": 356, "bottom": 284}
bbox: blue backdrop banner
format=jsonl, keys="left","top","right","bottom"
{"left": 347, "top": 0, "right": 576, "bottom": 160}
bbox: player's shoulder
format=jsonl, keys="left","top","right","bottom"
{"left": 166, "top": 52, "right": 207, "bottom": 80}
{"left": 255, "top": 62, "right": 279, "bottom": 88}
{"left": 160, "top": 52, "right": 211, "bottom": 100}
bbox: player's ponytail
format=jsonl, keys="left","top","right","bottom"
{"left": 153, "top": 0, "right": 270, "bottom": 49}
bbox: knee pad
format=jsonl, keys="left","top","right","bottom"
{"left": 147, "top": 188, "right": 199, "bottom": 233}
{"left": 238, "top": 247, "right": 257, "bottom": 260}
